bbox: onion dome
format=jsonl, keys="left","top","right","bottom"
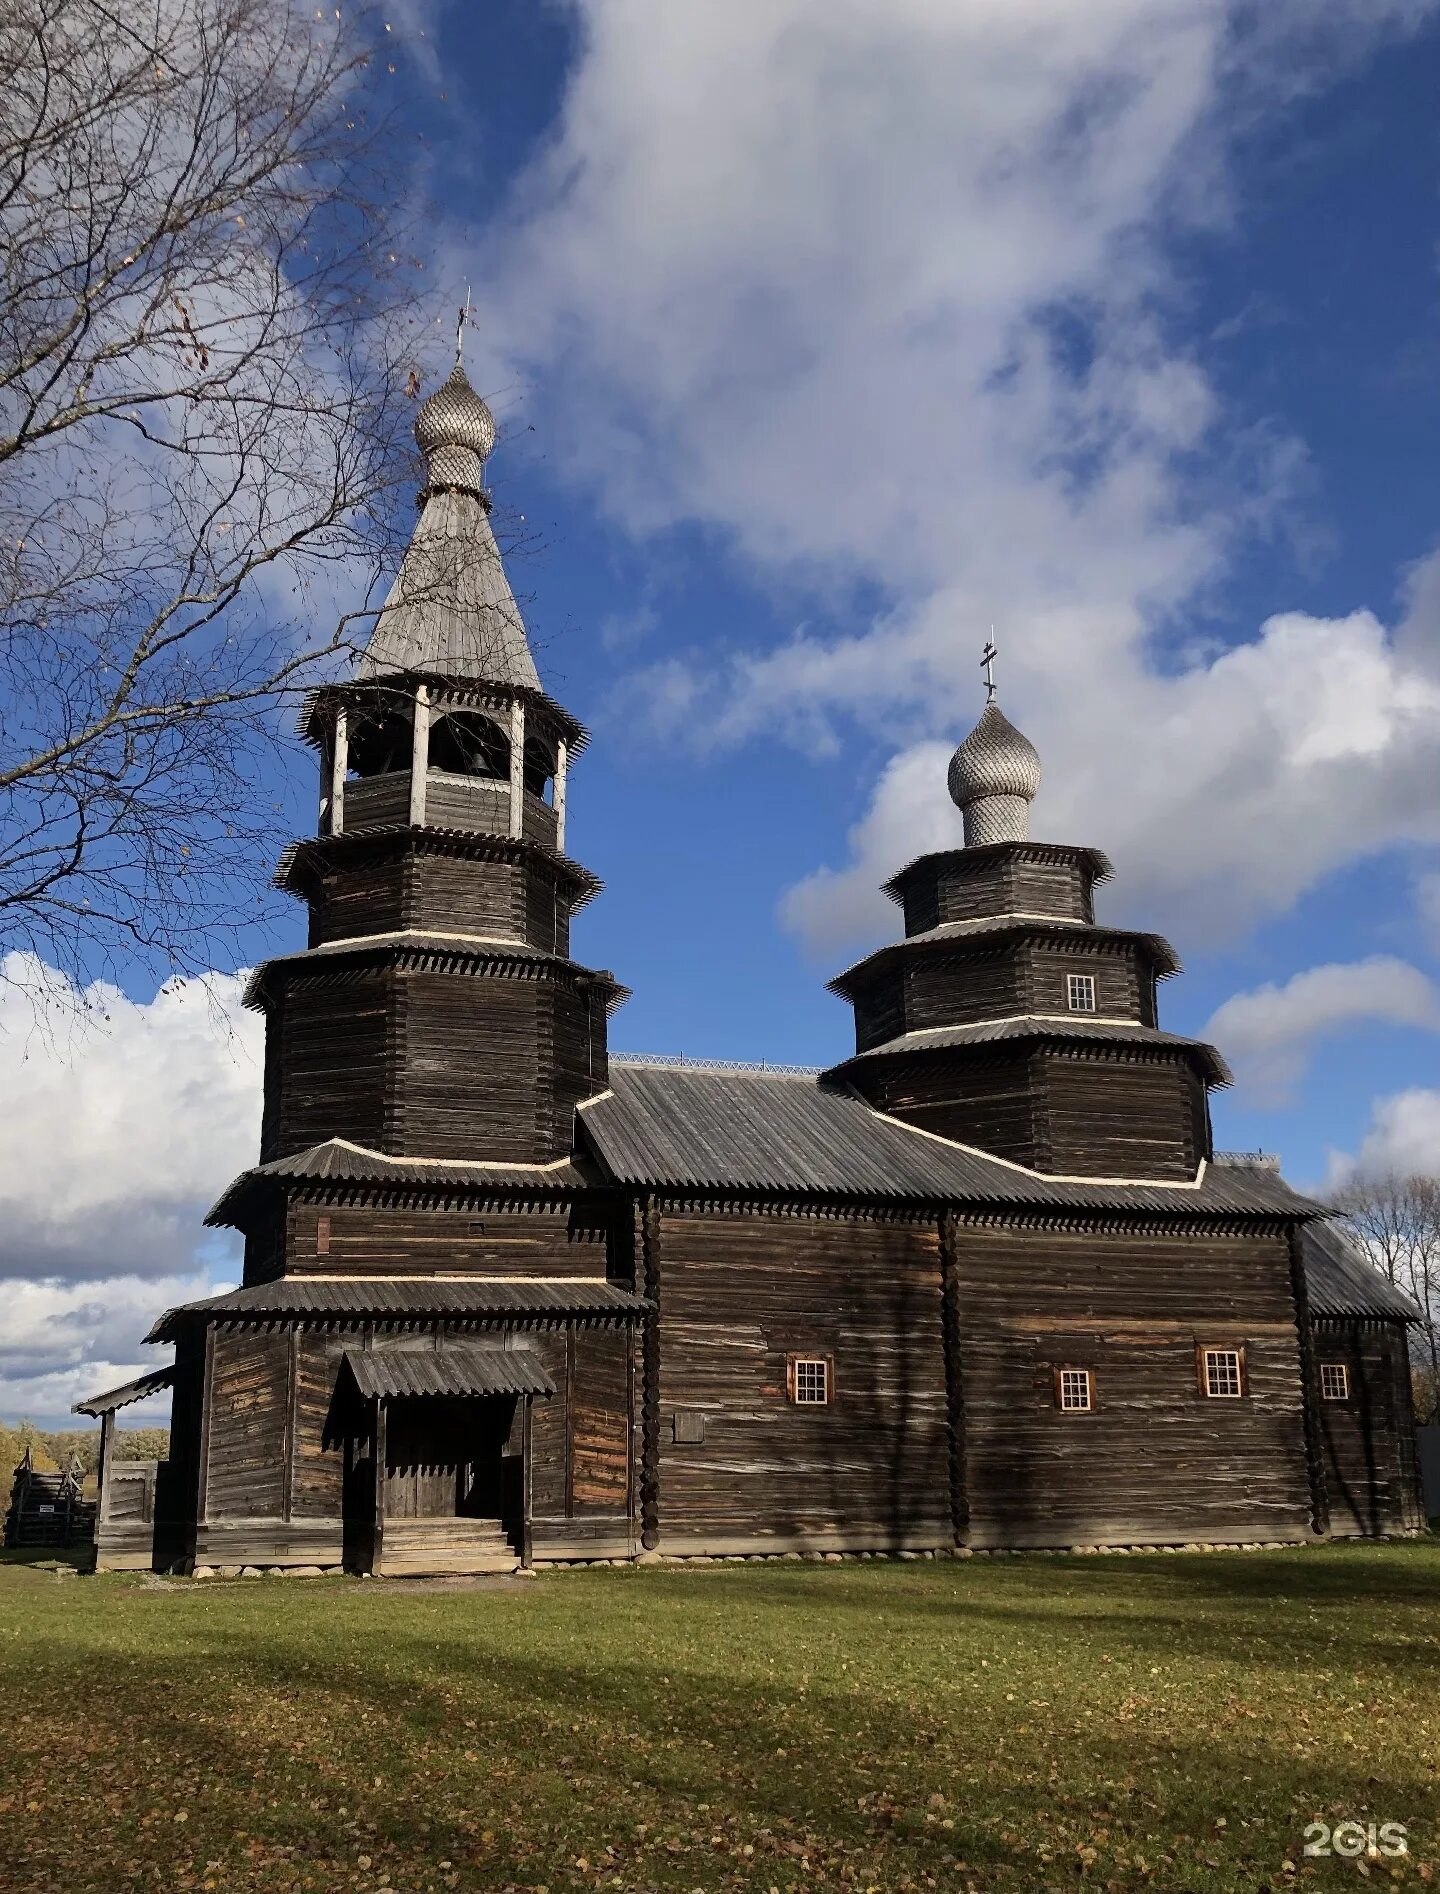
{"left": 947, "top": 701, "right": 1042, "bottom": 847}
{"left": 414, "top": 363, "right": 497, "bottom": 495}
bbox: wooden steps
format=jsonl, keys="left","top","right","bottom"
{"left": 377, "top": 1516, "right": 518, "bottom": 1577}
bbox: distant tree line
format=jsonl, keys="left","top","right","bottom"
{"left": 1, "top": 1418, "right": 169, "bottom": 1475}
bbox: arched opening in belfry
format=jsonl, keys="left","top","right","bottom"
{"left": 347, "top": 706, "right": 413, "bottom": 779}
{"left": 524, "top": 734, "right": 555, "bottom": 804}
{"left": 428, "top": 709, "right": 511, "bottom": 780}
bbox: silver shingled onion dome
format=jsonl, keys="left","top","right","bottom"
{"left": 415, "top": 363, "right": 497, "bottom": 494}
{"left": 948, "top": 701, "right": 1042, "bottom": 847}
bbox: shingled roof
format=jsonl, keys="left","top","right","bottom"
{"left": 828, "top": 1017, "right": 1233, "bottom": 1089}
{"left": 1303, "top": 1221, "right": 1420, "bottom": 1321}
{"left": 146, "top": 1277, "right": 649, "bottom": 1343}
{"left": 579, "top": 1061, "right": 1320, "bottom": 1217}
{"left": 358, "top": 487, "right": 542, "bottom": 692}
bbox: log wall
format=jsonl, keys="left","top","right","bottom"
{"left": 854, "top": 1049, "right": 1041, "bottom": 1165}
{"left": 901, "top": 852, "right": 1094, "bottom": 933}
{"left": 1038, "top": 1050, "right": 1205, "bottom": 1180}
{"left": 276, "top": 1197, "right": 615, "bottom": 1280}
{"left": 653, "top": 1209, "right": 951, "bottom": 1554}
{"left": 271, "top": 973, "right": 390, "bottom": 1156}
{"left": 952, "top": 1219, "right": 1314, "bottom": 1545}
{"left": 189, "top": 1316, "right": 633, "bottom": 1568}
{"left": 1313, "top": 1318, "right": 1425, "bottom": 1536}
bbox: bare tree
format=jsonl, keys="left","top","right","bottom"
{"left": 0, "top": 0, "right": 434, "bottom": 997}
{"left": 1330, "top": 1171, "right": 1440, "bottom": 1425}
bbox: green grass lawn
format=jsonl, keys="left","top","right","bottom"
{"left": 2, "top": 1544, "right": 1438, "bottom": 1894}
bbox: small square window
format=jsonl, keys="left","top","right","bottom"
{"left": 1066, "top": 973, "right": 1097, "bottom": 1013}
{"left": 1201, "top": 1347, "right": 1245, "bottom": 1398}
{"left": 1056, "top": 1367, "right": 1093, "bottom": 1413}
{"left": 789, "top": 1357, "right": 831, "bottom": 1405}
{"left": 1320, "top": 1362, "right": 1349, "bottom": 1402}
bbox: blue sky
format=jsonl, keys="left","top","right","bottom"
{"left": 389, "top": 1, "right": 1440, "bottom": 1175}
{"left": 4, "top": 0, "right": 1439, "bottom": 1423}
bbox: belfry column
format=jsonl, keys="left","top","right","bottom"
{"left": 410, "top": 685, "right": 431, "bottom": 827}
{"left": 554, "top": 738, "right": 568, "bottom": 854}
{"left": 329, "top": 706, "right": 348, "bottom": 837}
{"left": 509, "top": 698, "right": 526, "bottom": 840}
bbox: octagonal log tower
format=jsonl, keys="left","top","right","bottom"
{"left": 825, "top": 697, "right": 1227, "bottom": 1181}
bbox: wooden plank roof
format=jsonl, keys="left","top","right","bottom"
{"left": 827, "top": 916, "right": 1183, "bottom": 992}
{"left": 579, "top": 1062, "right": 1319, "bottom": 1217}
{"left": 344, "top": 1343, "right": 555, "bottom": 1401}
{"left": 145, "top": 1278, "right": 649, "bottom": 1342}
{"left": 358, "top": 486, "right": 542, "bottom": 693}
{"left": 72, "top": 1366, "right": 175, "bottom": 1417}
{"left": 829, "top": 1016, "right": 1233, "bottom": 1088}
{"left": 206, "top": 1137, "right": 600, "bottom": 1226}
{"left": 1303, "top": 1221, "right": 1420, "bottom": 1321}
{"left": 881, "top": 841, "right": 1113, "bottom": 902}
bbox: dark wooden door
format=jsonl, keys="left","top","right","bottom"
{"left": 382, "top": 1396, "right": 516, "bottom": 1520}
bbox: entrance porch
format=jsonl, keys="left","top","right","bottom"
{"left": 339, "top": 1342, "right": 554, "bottom": 1577}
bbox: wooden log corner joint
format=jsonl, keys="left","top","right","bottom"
{"left": 73, "top": 362, "right": 1424, "bottom": 1576}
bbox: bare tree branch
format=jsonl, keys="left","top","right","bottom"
{"left": 1329, "top": 1171, "right": 1440, "bottom": 1425}
{"left": 0, "top": 0, "right": 444, "bottom": 999}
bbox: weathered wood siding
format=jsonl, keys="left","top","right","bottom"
{"left": 290, "top": 1331, "right": 348, "bottom": 1519}
{"left": 1037, "top": 1050, "right": 1205, "bottom": 1179}
{"left": 1025, "top": 942, "right": 1147, "bottom": 1024}
{"left": 654, "top": 1210, "right": 951, "bottom": 1553}
{"left": 571, "top": 1325, "right": 631, "bottom": 1512}
{"left": 279, "top": 1198, "right": 615, "bottom": 1280}
{"left": 855, "top": 1049, "right": 1040, "bottom": 1165}
{"left": 904, "top": 949, "right": 1024, "bottom": 1032}
{"left": 1313, "top": 1318, "right": 1425, "bottom": 1536}
{"left": 306, "top": 854, "right": 407, "bottom": 947}
{"left": 409, "top": 851, "right": 524, "bottom": 940}
{"left": 853, "top": 938, "right": 1154, "bottom": 1051}
{"left": 203, "top": 1329, "right": 290, "bottom": 1520}
{"left": 853, "top": 1044, "right": 1206, "bottom": 1179}
{"left": 271, "top": 973, "right": 390, "bottom": 1156}
{"left": 343, "top": 770, "right": 410, "bottom": 833}
{"left": 390, "top": 970, "right": 604, "bottom": 1161}
{"left": 902, "top": 853, "right": 1093, "bottom": 933}
{"left": 852, "top": 969, "right": 906, "bottom": 1053}
{"left": 953, "top": 1220, "right": 1313, "bottom": 1545}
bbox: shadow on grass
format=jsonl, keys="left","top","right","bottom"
{"left": 4, "top": 1555, "right": 1437, "bottom": 1892}
{"left": 0, "top": 1545, "right": 88, "bottom": 1570}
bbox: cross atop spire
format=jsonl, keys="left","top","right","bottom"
{"left": 455, "top": 283, "right": 471, "bottom": 367}
{"left": 981, "top": 633, "right": 998, "bottom": 704}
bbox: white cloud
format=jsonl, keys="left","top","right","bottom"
{"left": 0, "top": 955, "right": 258, "bottom": 1422}
{"left": 0, "top": 954, "right": 262, "bottom": 1282}
{"left": 1204, "top": 957, "right": 1440, "bottom": 1106}
{"left": 1328, "top": 1088, "right": 1440, "bottom": 1185}
{"left": 468, "top": 0, "right": 1440, "bottom": 956}
{"left": 0, "top": 1273, "right": 221, "bottom": 1428}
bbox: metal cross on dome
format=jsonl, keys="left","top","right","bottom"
{"left": 455, "top": 283, "right": 472, "bottom": 365}
{"left": 981, "top": 635, "right": 998, "bottom": 703}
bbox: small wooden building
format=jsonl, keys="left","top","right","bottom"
{"left": 78, "top": 364, "right": 1424, "bottom": 1572}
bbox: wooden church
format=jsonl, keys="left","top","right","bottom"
{"left": 76, "top": 364, "right": 1424, "bottom": 1574}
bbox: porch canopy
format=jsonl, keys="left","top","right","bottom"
{"left": 342, "top": 1344, "right": 555, "bottom": 1402}
{"left": 73, "top": 1366, "right": 175, "bottom": 1418}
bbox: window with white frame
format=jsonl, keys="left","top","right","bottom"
{"left": 789, "top": 1356, "right": 831, "bottom": 1405}
{"left": 1066, "top": 972, "right": 1097, "bottom": 1013}
{"left": 1320, "top": 1362, "right": 1350, "bottom": 1402}
{"left": 1056, "top": 1367, "right": 1094, "bottom": 1413}
{"left": 1201, "top": 1347, "right": 1245, "bottom": 1398}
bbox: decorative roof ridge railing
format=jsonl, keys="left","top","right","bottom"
{"left": 1212, "top": 1150, "right": 1282, "bottom": 1171}
{"left": 610, "top": 1052, "right": 822, "bottom": 1077}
